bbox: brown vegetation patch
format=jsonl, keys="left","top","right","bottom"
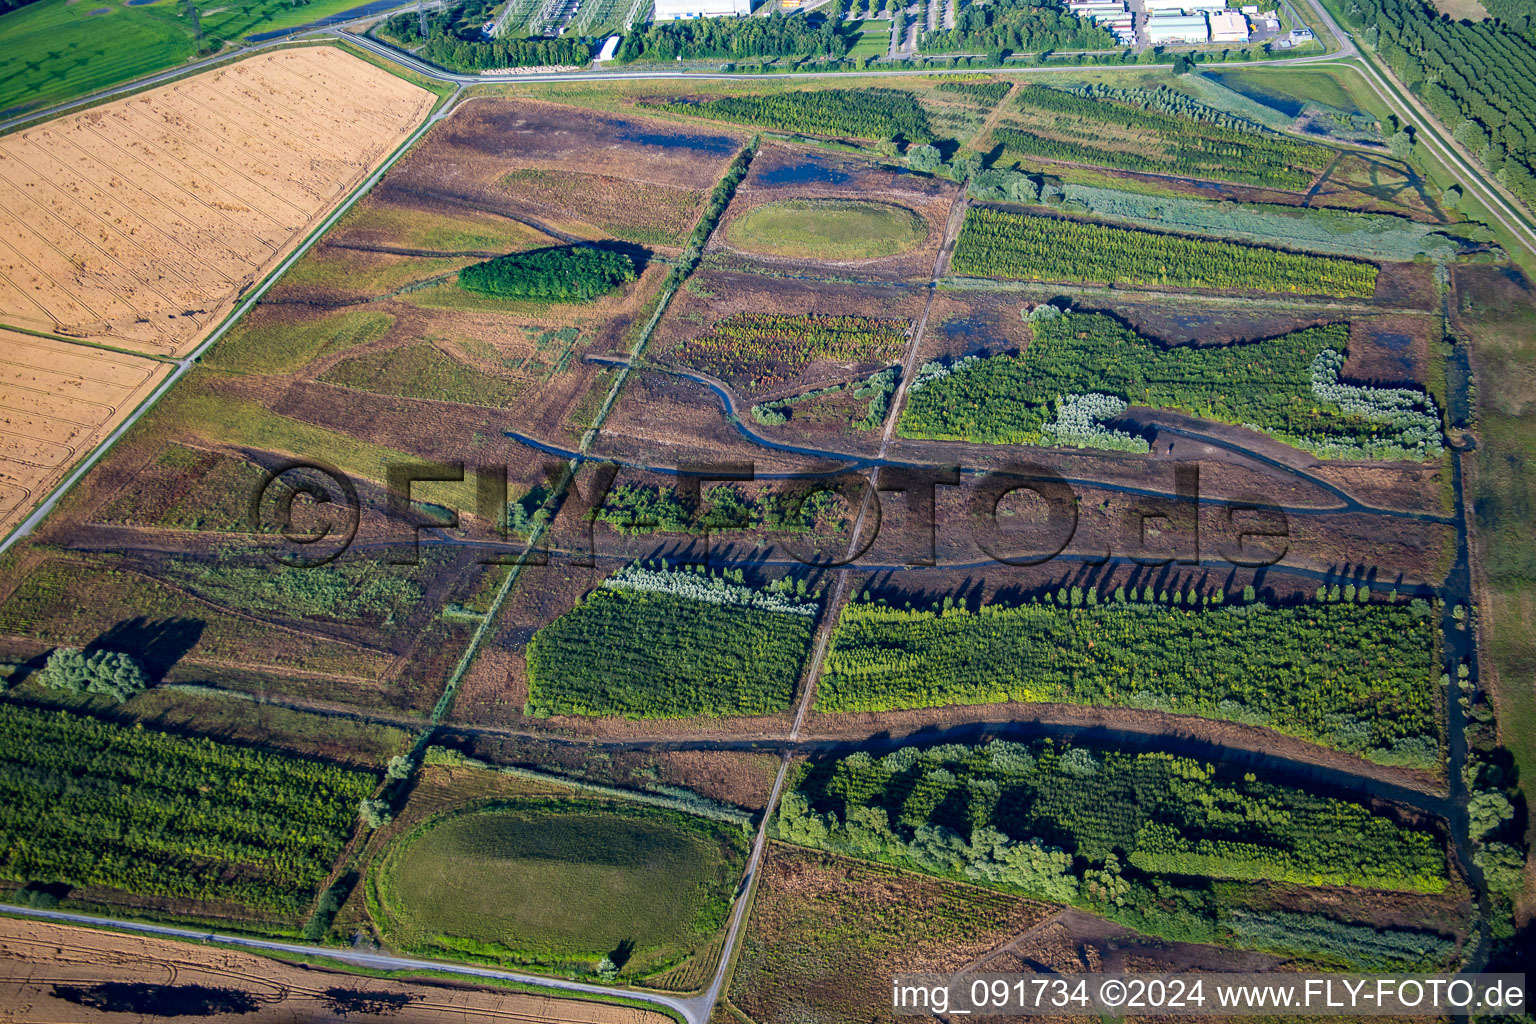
{"left": 729, "top": 843, "right": 1057, "bottom": 1024}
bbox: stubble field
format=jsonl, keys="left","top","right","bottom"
{"left": 0, "top": 329, "right": 170, "bottom": 537}
{"left": 0, "top": 47, "right": 434, "bottom": 357}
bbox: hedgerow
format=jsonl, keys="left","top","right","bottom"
{"left": 653, "top": 89, "right": 932, "bottom": 142}
{"left": 777, "top": 739, "right": 1449, "bottom": 897}
{"left": 670, "top": 313, "right": 908, "bottom": 392}
{"left": 524, "top": 565, "right": 818, "bottom": 718}
{"left": 899, "top": 312, "right": 1443, "bottom": 460}
{"left": 458, "top": 246, "right": 635, "bottom": 302}
{"left": 0, "top": 703, "right": 374, "bottom": 913}
{"left": 817, "top": 588, "right": 1441, "bottom": 767}
{"left": 950, "top": 207, "right": 1378, "bottom": 297}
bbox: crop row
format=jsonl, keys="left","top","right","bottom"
{"left": 949, "top": 207, "right": 1378, "bottom": 297}
{"left": 999, "top": 84, "right": 1330, "bottom": 190}
{"left": 524, "top": 566, "right": 817, "bottom": 718}
{"left": 0, "top": 702, "right": 374, "bottom": 914}
{"left": 817, "top": 588, "right": 1441, "bottom": 768}
{"left": 654, "top": 88, "right": 933, "bottom": 142}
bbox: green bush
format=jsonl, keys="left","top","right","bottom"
{"left": 38, "top": 648, "right": 148, "bottom": 702}
{"left": 458, "top": 246, "right": 636, "bottom": 302}
{"left": 778, "top": 739, "right": 1449, "bottom": 896}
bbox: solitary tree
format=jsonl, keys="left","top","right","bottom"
{"left": 908, "top": 143, "right": 942, "bottom": 172}
{"left": 358, "top": 798, "right": 393, "bottom": 830}
{"left": 39, "top": 648, "right": 148, "bottom": 702}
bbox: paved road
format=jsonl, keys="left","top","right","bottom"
{"left": 0, "top": 905, "right": 703, "bottom": 1022}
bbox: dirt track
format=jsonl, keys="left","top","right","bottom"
{"left": 0, "top": 48, "right": 433, "bottom": 357}
{"left": 0, "top": 917, "right": 671, "bottom": 1024}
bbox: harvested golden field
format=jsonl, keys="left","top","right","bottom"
{"left": 0, "top": 47, "right": 434, "bottom": 357}
{"left": 0, "top": 917, "right": 674, "bottom": 1024}
{"left": 0, "top": 329, "right": 170, "bottom": 537}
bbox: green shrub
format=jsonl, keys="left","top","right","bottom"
{"left": 38, "top": 648, "right": 148, "bottom": 702}
{"left": 458, "top": 246, "right": 636, "bottom": 302}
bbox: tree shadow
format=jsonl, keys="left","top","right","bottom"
{"left": 87, "top": 617, "right": 205, "bottom": 680}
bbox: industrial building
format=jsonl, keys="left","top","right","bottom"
{"left": 1144, "top": 12, "right": 1210, "bottom": 42}
{"left": 652, "top": 0, "right": 751, "bottom": 20}
{"left": 1208, "top": 10, "right": 1249, "bottom": 40}
{"left": 1067, "top": 0, "right": 1136, "bottom": 46}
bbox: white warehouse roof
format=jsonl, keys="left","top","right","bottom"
{"left": 1209, "top": 10, "right": 1249, "bottom": 38}
{"left": 1145, "top": 13, "right": 1210, "bottom": 40}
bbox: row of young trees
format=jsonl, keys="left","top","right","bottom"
{"left": 0, "top": 703, "right": 375, "bottom": 914}
{"left": 778, "top": 739, "right": 1449, "bottom": 903}
{"left": 524, "top": 566, "right": 817, "bottom": 718}
{"left": 1343, "top": 0, "right": 1536, "bottom": 209}
{"left": 817, "top": 588, "right": 1441, "bottom": 767}
{"left": 652, "top": 88, "right": 933, "bottom": 142}
{"left": 950, "top": 208, "right": 1379, "bottom": 295}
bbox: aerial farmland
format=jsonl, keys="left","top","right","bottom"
{"left": 0, "top": 0, "right": 1533, "bottom": 1015}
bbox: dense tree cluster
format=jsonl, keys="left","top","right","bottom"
{"left": 778, "top": 740, "right": 1449, "bottom": 899}
{"left": 998, "top": 85, "right": 1331, "bottom": 190}
{"left": 458, "top": 246, "right": 635, "bottom": 302}
{"left": 653, "top": 89, "right": 933, "bottom": 141}
{"left": 0, "top": 703, "right": 375, "bottom": 913}
{"left": 950, "top": 207, "right": 1379, "bottom": 296}
{"left": 899, "top": 313, "right": 1442, "bottom": 459}
{"left": 37, "top": 648, "right": 148, "bottom": 702}
{"left": 818, "top": 588, "right": 1441, "bottom": 767}
{"left": 923, "top": 0, "right": 1114, "bottom": 54}
{"left": 589, "top": 482, "right": 851, "bottom": 535}
{"left": 1342, "top": 0, "right": 1536, "bottom": 207}
{"left": 619, "top": 10, "right": 847, "bottom": 61}
{"left": 383, "top": 0, "right": 591, "bottom": 69}
{"left": 525, "top": 566, "right": 817, "bottom": 718}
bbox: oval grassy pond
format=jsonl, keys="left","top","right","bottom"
{"left": 726, "top": 199, "right": 928, "bottom": 260}
{"left": 374, "top": 801, "right": 748, "bottom": 978}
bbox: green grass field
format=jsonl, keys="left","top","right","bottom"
{"left": 0, "top": 0, "right": 389, "bottom": 116}
{"left": 726, "top": 199, "right": 926, "bottom": 260}
{"left": 377, "top": 801, "right": 747, "bottom": 974}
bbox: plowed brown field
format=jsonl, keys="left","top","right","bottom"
{"left": 0, "top": 329, "right": 170, "bottom": 537}
{"left": 0, "top": 47, "right": 433, "bottom": 358}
